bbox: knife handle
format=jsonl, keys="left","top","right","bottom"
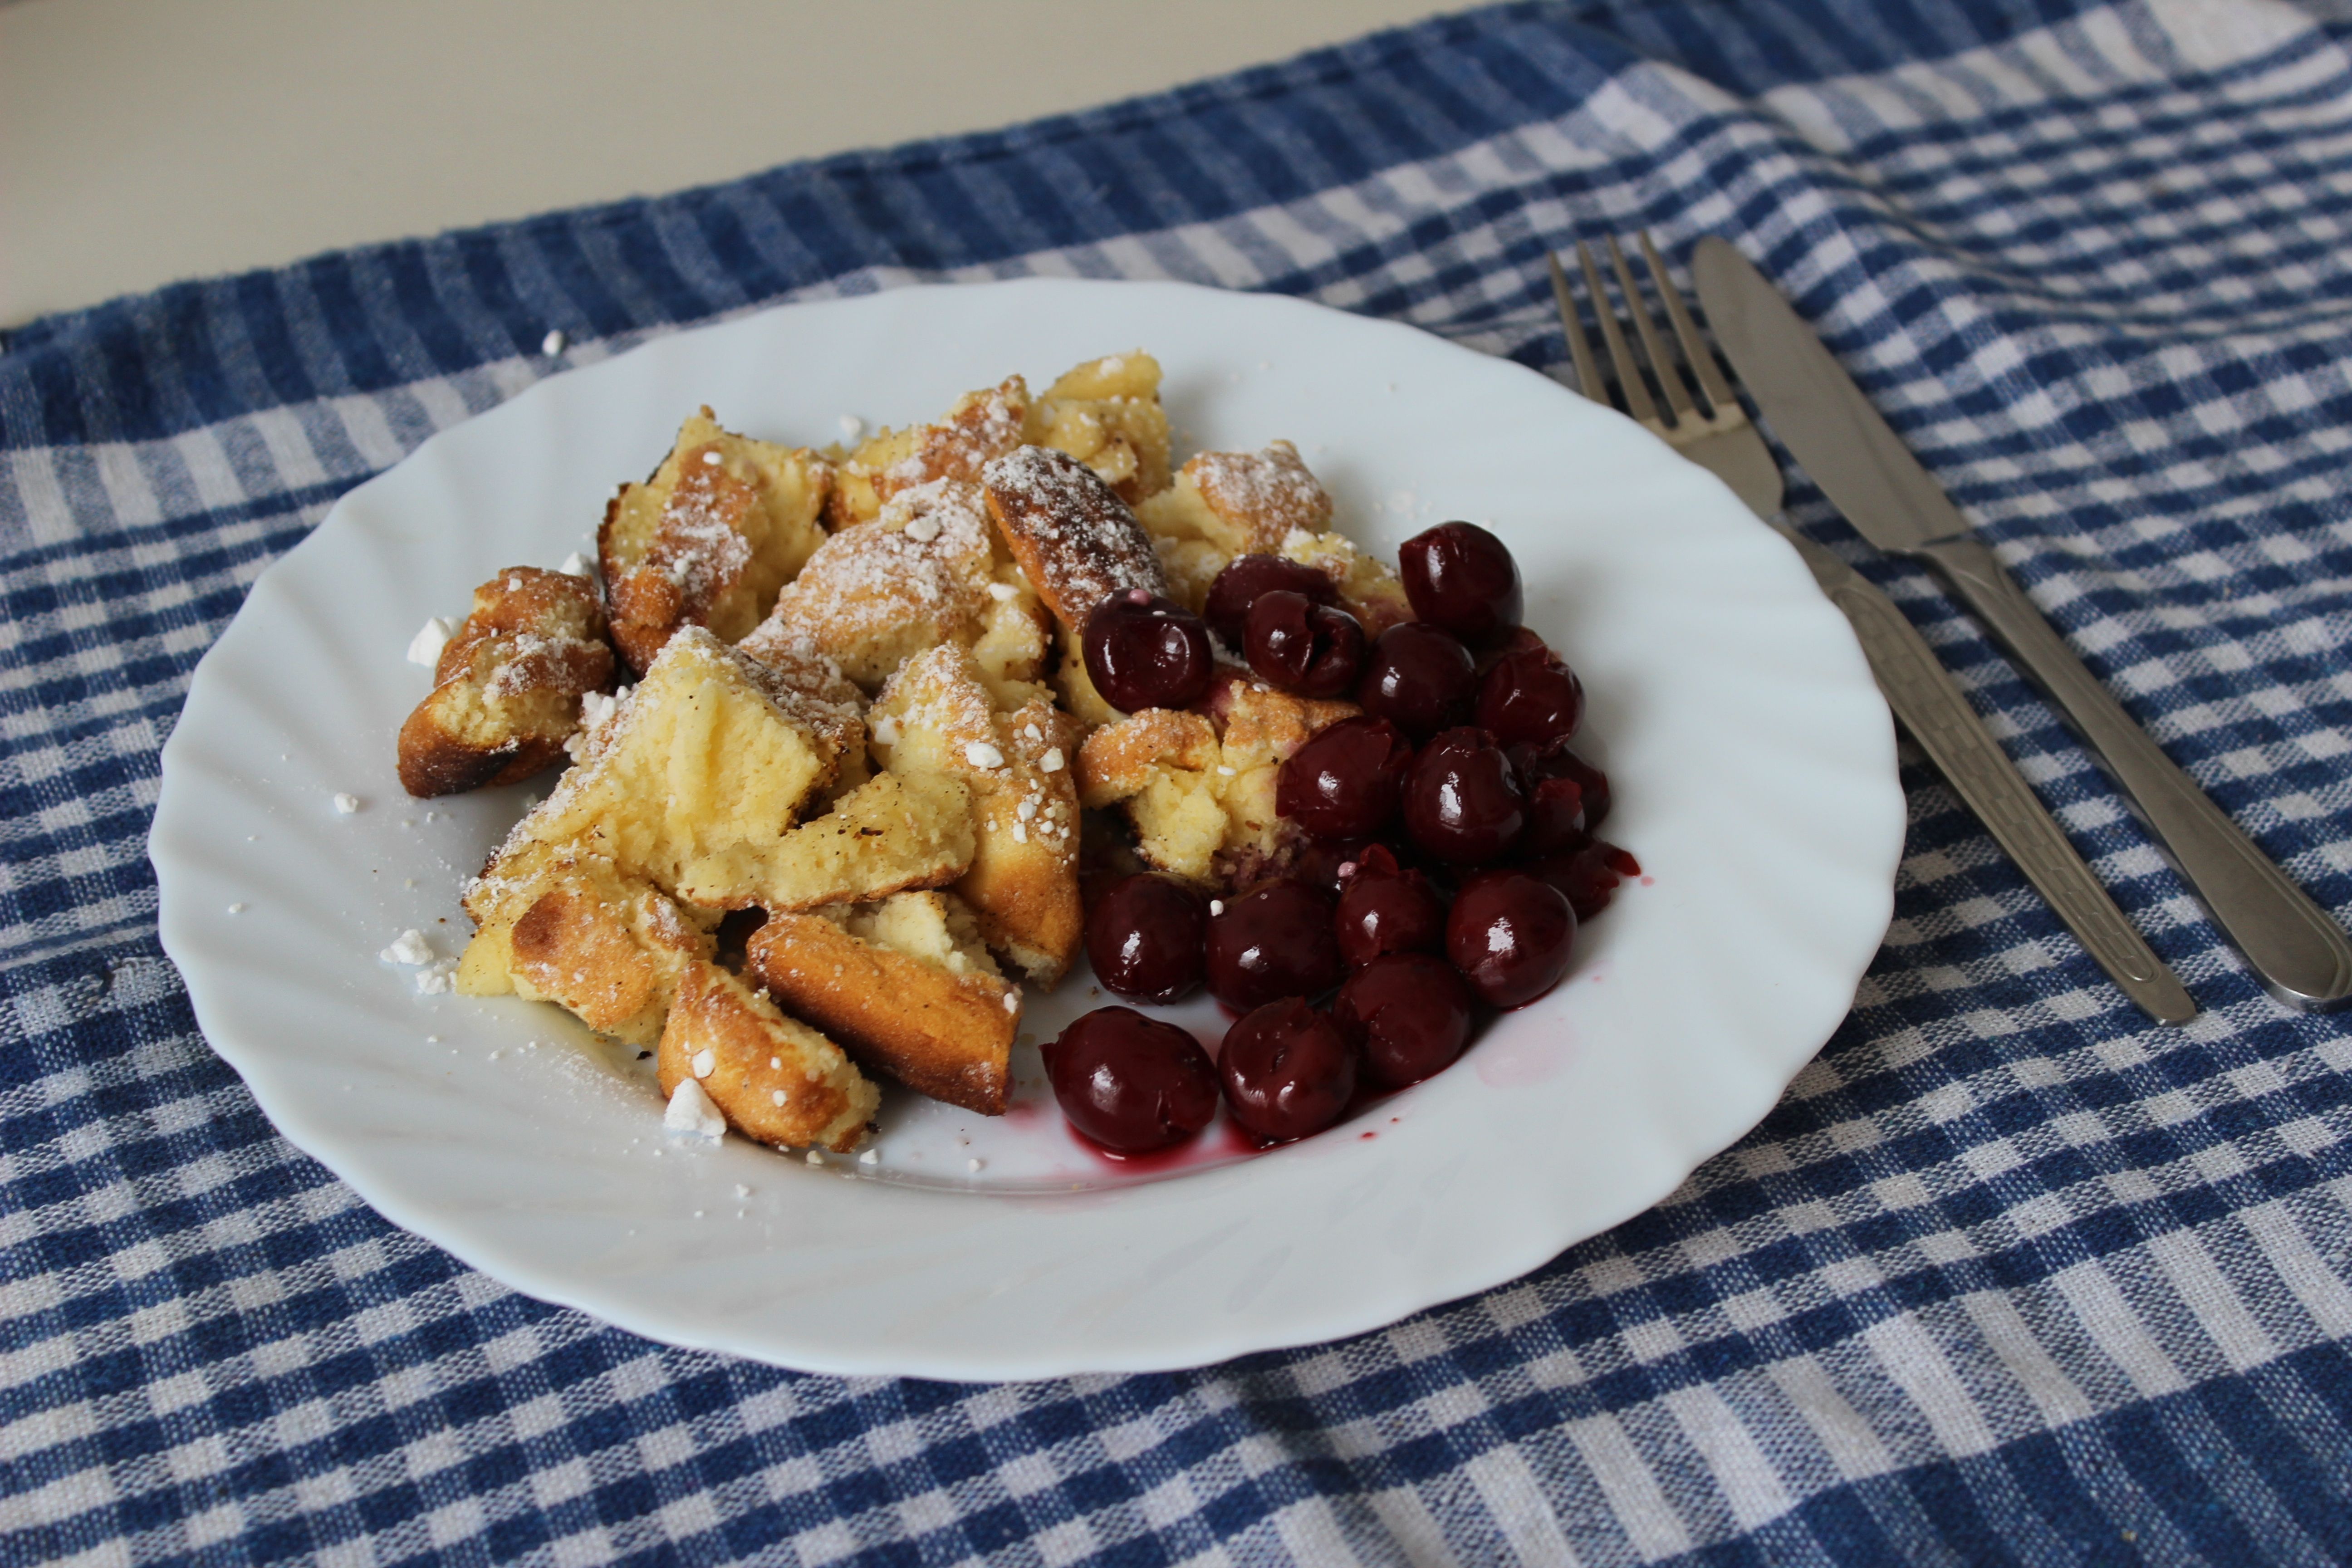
{"left": 1779, "top": 529, "right": 2195, "bottom": 1024}
{"left": 1913, "top": 534, "right": 2352, "bottom": 1005}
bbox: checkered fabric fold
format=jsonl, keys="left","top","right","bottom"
{"left": 7, "top": 0, "right": 2352, "bottom": 1561}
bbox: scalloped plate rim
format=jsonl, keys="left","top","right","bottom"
{"left": 151, "top": 277, "right": 1902, "bottom": 1380}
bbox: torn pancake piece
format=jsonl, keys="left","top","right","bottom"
{"left": 747, "top": 891, "right": 1018, "bottom": 1116}
{"left": 601, "top": 407, "right": 831, "bottom": 672}
{"left": 657, "top": 961, "right": 877, "bottom": 1152}
{"left": 981, "top": 445, "right": 1168, "bottom": 638}
{"left": 751, "top": 479, "right": 997, "bottom": 691}
{"left": 500, "top": 627, "right": 857, "bottom": 900}
{"left": 872, "top": 643, "right": 1083, "bottom": 986}
{"left": 1136, "top": 440, "right": 1331, "bottom": 557}
{"left": 456, "top": 843, "right": 711, "bottom": 1049}
{"left": 828, "top": 377, "right": 1030, "bottom": 529}
{"left": 397, "top": 567, "right": 615, "bottom": 797}
{"left": 675, "top": 768, "right": 975, "bottom": 912}
{"left": 1024, "top": 352, "right": 1172, "bottom": 504}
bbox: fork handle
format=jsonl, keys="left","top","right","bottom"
{"left": 1780, "top": 528, "right": 2194, "bottom": 1024}
{"left": 1912, "top": 534, "right": 2352, "bottom": 1005}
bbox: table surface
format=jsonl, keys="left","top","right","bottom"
{"left": 7, "top": 1, "right": 2352, "bottom": 1563}
{"left": 0, "top": 0, "right": 1472, "bottom": 328}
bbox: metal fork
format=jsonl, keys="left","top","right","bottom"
{"left": 1548, "top": 234, "right": 2195, "bottom": 1025}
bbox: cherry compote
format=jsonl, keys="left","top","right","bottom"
{"left": 1285, "top": 836, "right": 1377, "bottom": 897}
{"left": 1476, "top": 630, "right": 1584, "bottom": 749}
{"left": 1399, "top": 522, "right": 1522, "bottom": 643}
{"left": 1203, "top": 555, "right": 1337, "bottom": 645}
{"left": 1509, "top": 740, "right": 1611, "bottom": 833}
{"left": 1083, "top": 589, "right": 1215, "bottom": 713}
{"left": 1205, "top": 881, "right": 1346, "bottom": 1011}
{"left": 1086, "top": 873, "right": 1210, "bottom": 1004}
{"left": 1447, "top": 871, "right": 1576, "bottom": 1009}
{"left": 1245, "top": 590, "right": 1365, "bottom": 700}
{"left": 1333, "top": 953, "right": 1476, "bottom": 1088}
{"left": 1220, "top": 998, "right": 1357, "bottom": 1143}
{"left": 1333, "top": 844, "right": 1446, "bottom": 967}
{"left": 1357, "top": 622, "right": 1478, "bottom": 740}
{"left": 1529, "top": 840, "right": 1642, "bottom": 921}
{"left": 1276, "top": 716, "right": 1413, "bottom": 841}
{"left": 1402, "top": 727, "right": 1525, "bottom": 866}
{"left": 1044, "top": 1007, "right": 1220, "bottom": 1154}
{"left": 1514, "top": 758, "right": 1589, "bottom": 858}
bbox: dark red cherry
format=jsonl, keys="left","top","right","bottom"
{"left": 1083, "top": 590, "right": 1215, "bottom": 713}
{"left": 1357, "top": 622, "right": 1477, "bottom": 739}
{"left": 1220, "top": 999, "right": 1357, "bottom": 1143}
{"left": 1284, "top": 837, "right": 1376, "bottom": 897}
{"left": 1509, "top": 740, "right": 1611, "bottom": 833}
{"left": 1204, "top": 881, "right": 1346, "bottom": 1010}
{"left": 1446, "top": 871, "right": 1576, "bottom": 1009}
{"left": 1203, "top": 555, "right": 1337, "bottom": 645}
{"left": 1496, "top": 734, "right": 1594, "bottom": 863}
{"left": 1085, "top": 873, "right": 1209, "bottom": 1004}
{"left": 1276, "top": 716, "right": 1412, "bottom": 841}
{"left": 1529, "top": 840, "right": 1641, "bottom": 922}
{"left": 1333, "top": 844, "right": 1446, "bottom": 966}
{"left": 1399, "top": 522, "right": 1522, "bottom": 643}
{"left": 1245, "top": 590, "right": 1364, "bottom": 700}
{"left": 1402, "top": 727, "right": 1525, "bottom": 866}
{"left": 1044, "top": 1007, "right": 1220, "bottom": 1154}
{"left": 1476, "top": 633, "right": 1584, "bottom": 748}
{"left": 1518, "top": 776, "right": 1588, "bottom": 858}
{"left": 1333, "top": 953, "right": 1476, "bottom": 1088}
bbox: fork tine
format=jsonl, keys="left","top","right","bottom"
{"left": 1576, "top": 241, "right": 1660, "bottom": 427}
{"left": 1606, "top": 235, "right": 1696, "bottom": 424}
{"left": 1638, "top": 230, "right": 1740, "bottom": 414}
{"left": 1546, "top": 252, "right": 1607, "bottom": 406}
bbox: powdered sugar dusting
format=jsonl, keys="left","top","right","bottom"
{"left": 722, "top": 627, "right": 867, "bottom": 753}
{"left": 877, "top": 379, "right": 1028, "bottom": 493}
{"left": 634, "top": 459, "right": 753, "bottom": 617}
{"left": 759, "top": 479, "right": 993, "bottom": 663}
{"left": 981, "top": 446, "right": 1166, "bottom": 627}
{"left": 483, "top": 631, "right": 608, "bottom": 701}
{"left": 1188, "top": 440, "right": 1331, "bottom": 547}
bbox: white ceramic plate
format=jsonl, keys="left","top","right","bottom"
{"left": 151, "top": 278, "right": 1901, "bottom": 1381}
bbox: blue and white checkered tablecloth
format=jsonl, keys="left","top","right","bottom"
{"left": 8, "top": 0, "right": 2352, "bottom": 1560}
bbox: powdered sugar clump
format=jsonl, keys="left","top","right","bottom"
{"left": 381, "top": 928, "right": 434, "bottom": 965}
{"left": 664, "top": 1079, "right": 725, "bottom": 1140}
{"left": 408, "top": 617, "right": 453, "bottom": 667}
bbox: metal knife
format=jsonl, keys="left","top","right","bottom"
{"left": 1776, "top": 526, "right": 2194, "bottom": 1024}
{"left": 1694, "top": 236, "right": 2352, "bottom": 1007}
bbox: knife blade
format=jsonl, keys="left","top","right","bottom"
{"left": 1773, "top": 525, "right": 2193, "bottom": 1024}
{"left": 1693, "top": 236, "right": 2352, "bottom": 1007}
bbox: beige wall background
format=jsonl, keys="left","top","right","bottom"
{"left": 0, "top": 0, "right": 1480, "bottom": 327}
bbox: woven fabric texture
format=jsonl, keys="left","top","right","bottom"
{"left": 6, "top": 1, "right": 2352, "bottom": 1562}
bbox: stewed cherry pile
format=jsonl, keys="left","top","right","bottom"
{"left": 1050, "top": 521, "right": 1640, "bottom": 1156}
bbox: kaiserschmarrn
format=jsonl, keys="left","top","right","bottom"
{"left": 400, "top": 349, "right": 1425, "bottom": 1158}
